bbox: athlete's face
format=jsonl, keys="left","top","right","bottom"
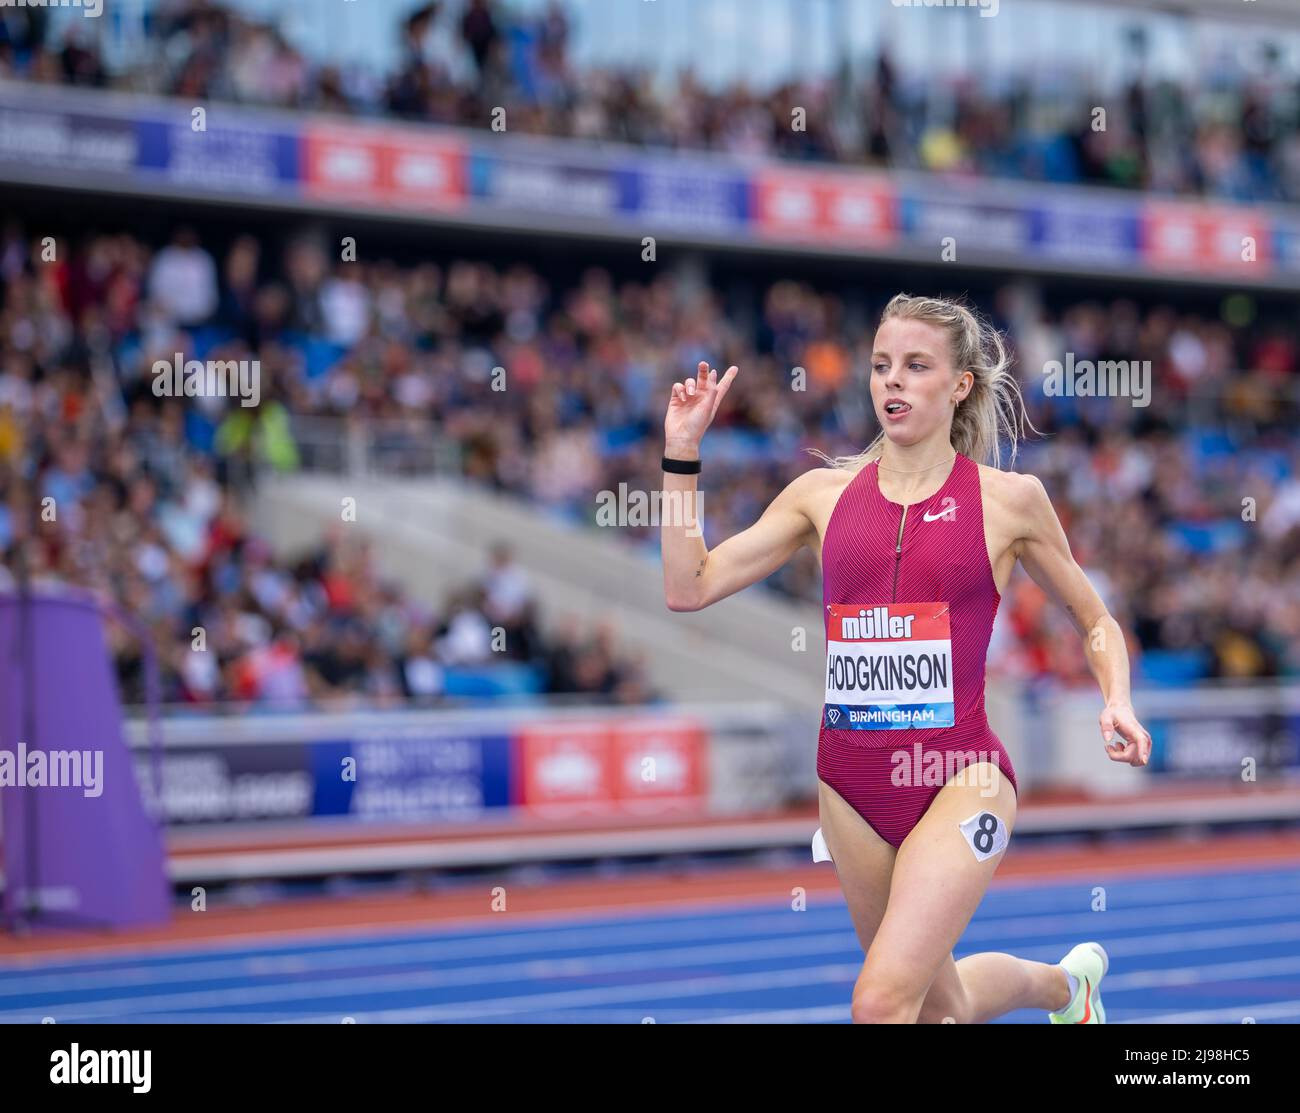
{"left": 870, "top": 317, "right": 973, "bottom": 445}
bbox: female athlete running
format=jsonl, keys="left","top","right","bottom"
{"left": 660, "top": 293, "right": 1152, "bottom": 1024}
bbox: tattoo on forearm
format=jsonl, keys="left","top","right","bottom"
{"left": 695, "top": 558, "right": 705, "bottom": 578}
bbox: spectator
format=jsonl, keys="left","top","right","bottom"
{"left": 482, "top": 540, "right": 531, "bottom": 625}
{"left": 460, "top": 0, "right": 500, "bottom": 78}
{"left": 147, "top": 228, "right": 218, "bottom": 327}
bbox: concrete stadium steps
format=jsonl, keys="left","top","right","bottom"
{"left": 251, "top": 474, "right": 824, "bottom": 714}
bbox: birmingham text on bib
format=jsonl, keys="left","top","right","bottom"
{"left": 823, "top": 602, "right": 955, "bottom": 730}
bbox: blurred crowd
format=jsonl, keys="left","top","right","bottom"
{"left": 0, "top": 224, "right": 657, "bottom": 706}
{"left": 1, "top": 220, "right": 1298, "bottom": 707}
{"left": 2, "top": 0, "right": 1298, "bottom": 202}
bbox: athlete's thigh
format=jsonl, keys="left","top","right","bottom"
{"left": 816, "top": 778, "right": 897, "bottom": 953}
{"left": 866, "top": 762, "right": 1017, "bottom": 999}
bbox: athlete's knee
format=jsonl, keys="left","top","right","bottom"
{"left": 850, "top": 975, "right": 923, "bottom": 1024}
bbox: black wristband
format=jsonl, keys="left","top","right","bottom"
{"left": 662, "top": 454, "right": 701, "bottom": 474}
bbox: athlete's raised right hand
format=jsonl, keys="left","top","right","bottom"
{"left": 665, "top": 361, "right": 739, "bottom": 450}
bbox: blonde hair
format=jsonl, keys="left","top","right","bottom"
{"left": 807, "top": 293, "right": 1034, "bottom": 472}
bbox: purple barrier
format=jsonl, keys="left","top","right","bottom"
{"left": 0, "top": 590, "right": 169, "bottom": 931}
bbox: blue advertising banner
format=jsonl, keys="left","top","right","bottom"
{"left": 1148, "top": 711, "right": 1300, "bottom": 779}
{"left": 1029, "top": 201, "right": 1142, "bottom": 267}
{"left": 469, "top": 149, "right": 622, "bottom": 217}
{"left": 1272, "top": 217, "right": 1300, "bottom": 275}
{"left": 899, "top": 191, "right": 1035, "bottom": 255}
{"left": 134, "top": 731, "right": 512, "bottom": 825}
{"left": 617, "top": 161, "right": 751, "bottom": 231}
{"left": 311, "top": 732, "right": 512, "bottom": 822}
{"left": 0, "top": 105, "right": 138, "bottom": 175}
{"left": 135, "top": 116, "right": 300, "bottom": 195}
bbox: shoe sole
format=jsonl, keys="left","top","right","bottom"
{"left": 1078, "top": 942, "right": 1108, "bottom": 1024}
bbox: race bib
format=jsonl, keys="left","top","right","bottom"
{"left": 823, "top": 602, "right": 954, "bottom": 730}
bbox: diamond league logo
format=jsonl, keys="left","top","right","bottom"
{"left": 826, "top": 708, "right": 841, "bottom": 725}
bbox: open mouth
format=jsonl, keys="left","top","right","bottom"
{"left": 884, "top": 400, "right": 912, "bottom": 416}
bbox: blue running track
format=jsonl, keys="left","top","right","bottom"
{"left": 1, "top": 863, "right": 1297, "bottom": 1023}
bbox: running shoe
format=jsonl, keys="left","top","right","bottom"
{"left": 1049, "top": 942, "right": 1108, "bottom": 1024}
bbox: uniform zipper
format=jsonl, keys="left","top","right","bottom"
{"left": 891, "top": 505, "right": 907, "bottom": 602}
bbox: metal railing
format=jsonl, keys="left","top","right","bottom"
{"left": 278, "top": 415, "right": 463, "bottom": 479}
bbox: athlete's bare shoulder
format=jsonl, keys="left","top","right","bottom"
{"left": 754, "top": 464, "right": 846, "bottom": 533}
{"left": 798, "top": 464, "right": 862, "bottom": 557}
{"left": 810, "top": 462, "right": 861, "bottom": 492}
{"left": 975, "top": 465, "right": 1053, "bottom": 543}
{"left": 774, "top": 460, "right": 848, "bottom": 502}
{"left": 804, "top": 462, "right": 859, "bottom": 506}
{"left": 976, "top": 464, "right": 1045, "bottom": 505}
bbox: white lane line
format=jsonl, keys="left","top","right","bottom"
{"left": 4, "top": 867, "right": 1296, "bottom": 974}
{"left": 959, "top": 893, "right": 1300, "bottom": 944}
{"left": 981, "top": 873, "right": 1300, "bottom": 913}
{"left": 3, "top": 963, "right": 865, "bottom": 1025}
{"left": 997, "top": 920, "right": 1300, "bottom": 964}
{"left": 6, "top": 875, "right": 1299, "bottom": 989}
{"left": 0, "top": 930, "right": 869, "bottom": 1017}
{"left": 0, "top": 912, "right": 850, "bottom": 996}
{"left": 683, "top": 1005, "right": 848, "bottom": 1024}
{"left": 276, "top": 949, "right": 1300, "bottom": 1023}
{"left": 0, "top": 898, "right": 866, "bottom": 978}
{"left": 0, "top": 891, "right": 837, "bottom": 972}
{"left": 6, "top": 896, "right": 1300, "bottom": 1004}
{"left": 1121, "top": 1000, "right": 1300, "bottom": 1024}
{"left": 1104, "top": 953, "right": 1300, "bottom": 989}
{"left": 279, "top": 963, "right": 866, "bottom": 1023}
{"left": 10, "top": 928, "right": 1298, "bottom": 1024}
{"left": 277, "top": 938, "right": 1300, "bottom": 1024}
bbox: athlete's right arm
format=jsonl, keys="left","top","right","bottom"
{"left": 660, "top": 359, "right": 816, "bottom": 612}
{"left": 663, "top": 464, "right": 818, "bottom": 612}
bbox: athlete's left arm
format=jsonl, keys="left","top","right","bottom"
{"left": 1008, "top": 473, "right": 1151, "bottom": 767}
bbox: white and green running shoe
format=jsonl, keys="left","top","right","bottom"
{"left": 1049, "top": 942, "right": 1109, "bottom": 1024}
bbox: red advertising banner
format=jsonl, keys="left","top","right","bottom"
{"left": 1141, "top": 202, "right": 1272, "bottom": 274}
{"left": 611, "top": 717, "right": 708, "bottom": 812}
{"left": 752, "top": 168, "right": 897, "bottom": 245}
{"left": 302, "top": 122, "right": 467, "bottom": 210}
{"left": 516, "top": 717, "right": 707, "bottom": 816}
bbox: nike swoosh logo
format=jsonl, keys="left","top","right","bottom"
{"left": 1079, "top": 977, "right": 1092, "bottom": 1023}
{"left": 922, "top": 506, "right": 957, "bottom": 522}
